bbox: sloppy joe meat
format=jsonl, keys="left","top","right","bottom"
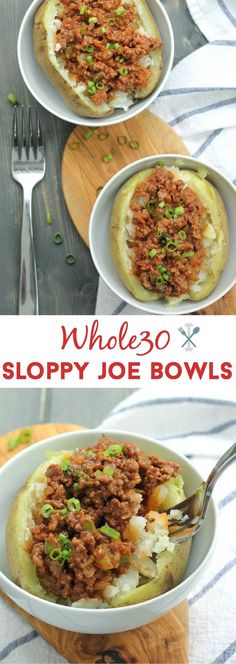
{"left": 54, "top": 0, "right": 161, "bottom": 105}
{"left": 28, "top": 438, "right": 179, "bottom": 602}
{"left": 130, "top": 165, "right": 206, "bottom": 297}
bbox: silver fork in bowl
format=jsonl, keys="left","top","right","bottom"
{"left": 11, "top": 105, "right": 45, "bottom": 315}
{"left": 162, "top": 442, "right": 236, "bottom": 543}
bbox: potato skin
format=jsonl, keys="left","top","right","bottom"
{"left": 33, "top": 0, "right": 162, "bottom": 118}
{"left": 7, "top": 450, "right": 191, "bottom": 607}
{"left": 110, "top": 168, "right": 229, "bottom": 303}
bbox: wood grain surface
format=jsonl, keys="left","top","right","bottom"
{"left": 1, "top": 422, "right": 188, "bottom": 663}
{"left": 0, "top": 0, "right": 205, "bottom": 314}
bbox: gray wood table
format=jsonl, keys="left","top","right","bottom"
{"left": 0, "top": 1, "right": 206, "bottom": 315}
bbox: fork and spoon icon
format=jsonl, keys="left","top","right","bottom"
{"left": 179, "top": 326, "right": 200, "bottom": 349}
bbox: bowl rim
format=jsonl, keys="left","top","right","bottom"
{"left": 17, "top": 0, "right": 174, "bottom": 127}
{"left": 89, "top": 153, "right": 236, "bottom": 314}
{"left": 0, "top": 427, "right": 218, "bottom": 614}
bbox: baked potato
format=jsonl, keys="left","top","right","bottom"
{"left": 33, "top": 0, "right": 162, "bottom": 118}
{"left": 110, "top": 164, "right": 228, "bottom": 304}
{"left": 7, "top": 438, "right": 191, "bottom": 608}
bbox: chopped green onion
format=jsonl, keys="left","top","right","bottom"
{"left": 106, "top": 42, "right": 112, "bottom": 49}
{"left": 17, "top": 429, "right": 32, "bottom": 445}
{"left": 117, "top": 135, "right": 127, "bottom": 145}
{"left": 158, "top": 201, "right": 165, "bottom": 209}
{"left": 155, "top": 160, "right": 165, "bottom": 166}
{"left": 119, "top": 56, "right": 125, "bottom": 63}
{"left": 89, "top": 16, "right": 98, "bottom": 23}
{"left": 54, "top": 232, "right": 63, "bottom": 245}
{"left": 68, "top": 140, "right": 80, "bottom": 150}
{"left": 47, "top": 211, "right": 52, "bottom": 225}
{"left": 87, "top": 83, "right": 96, "bottom": 95}
{"left": 102, "top": 153, "right": 113, "bottom": 163}
{"left": 147, "top": 199, "right": 157, "bottom": 215}
{"left": 80, "top": 4, "right": 86, "bottom": 14}
{"left": 116, "top": 6, "right": 125, "bottom": 14}
{"left": 73, "top": 482, "right": 79, "bottom": 492}
{"left": 60, "top": 508, "right": 68, "bottom": 516}
{"left": 8, "top": 93, "right": 18, "bottom": 105}
{"left": 96, "top": 81, "right": 104, "bottom": 89}
{"left": 114, "top": 42, "right": 120, "bottom": 50}
{"left": 58, "top": 534, "right": 70, "bottom": 547}
{"left": 103, "top": 465, "right": 114, "bottom": 476}
{"left": 156, "top": 276, "right": 164, "bottom": 286}
{"left": 61, "top": 458, "right": 71, "bottom": 471}
{"left": 67, "top": 498, "right": 81, "bottom": 512}
{"left": 50, "top": 548, "right": 61, "bottom": 561}
{"left": 164, "top": 208, "right": 175, "bottom": 219}
{"left": 182, "top": 251, "right": 195, "bottom": 258}
{"left": 86, "top": 45, "right": 94, "bottom": 52}
{"left": 129, "top": 140, "right": 140, "bottom": 150}
{"left": 84, "top": 129, "right": 94, "bottom": 140}
{"left": 179, "top": 196, "right": 185, "bottom": 204}
{"left": 65, "top": 253, "right": 76, "bottom": 265}
{"left": 82, "top": 519, "right": 96, "bottom": 531}
{"left": 148, "top": 248, "right": 157, "bottom": 258}
{"left": 40, "top": 504, "right": 54, "bottom": 519}
{"left": 101, "top": 26, "right": 106, "bottom": 33}
{"left": 7, "top": 437, "right": 18, "bottom": 451}
{"left": 98, "top": 132, "right": 109, "bottom": 140}
{"left": 76, "top": 470, "right": 89, "bottom": 479}
{"left": 86, "top": 54, "right": 93, "bottom": 62}
{"left": 175, "top": 206, "right": 184, "bottom": 216}
{"left": 103, "top": 444, "right": 123, "bottom": 458}
{"left": 108, "top": 17, "right": 115, "bottom": 24}
{"left": 178, "top": 230, "right": 186, "bottom": 240}
{"left": 83, "top": 450, "right": 96, "bottom": 457}
{"left": 100, "top": 524, "right": 121, "bottom": 539}
{"left": 119, "top": 66, "right": 128, "bottom": 75}
{"left": 95, "top": 469, "right": 103, "bottom": 477}
{"left": 166, "top": 240, "right": 179, "bottom": 252}
{"left": 44, "top": 540, "right": 54, "bottom": 555}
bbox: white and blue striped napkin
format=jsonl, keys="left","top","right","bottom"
{"left": 95, "top": 0, "right": 236, "bottom": 315}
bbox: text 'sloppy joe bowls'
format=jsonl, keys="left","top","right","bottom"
{"left": 17, "top": 0, "right": 174, "bottom": 127}
{"left": 0, "top": 428, "right": 217, "bottom": 633}
{"left": 89, "top": 154, "right": 236, "bottom": 314}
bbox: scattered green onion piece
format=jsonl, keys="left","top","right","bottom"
{"left": 175, "top": 206, "right": 184, "bottom": 216}
{"left": 116, "top": 6, "right": 125, "bottom": 14}
{"left": 114, "top": 42, "right": 120, "bottom": 50}
{"left": 73, "top": 482, "right": 79, "bottom": 492}
{"left": 44, "top": 541, "right": 54, "bottom": 555}
{"left": 69, "top": 140, "right": 80, "bottom": 150}
{"left": 129, "top": 139, "right": 140, "bottom": 149}
{"left": 76, "top": 470, "right": 89, "bottom": 479}
{"left": 155, "top": 160, "right": 165, "bottom": 166}
{"left": 80, "top": 4, "right": 86, "bottom": 13}
{"left": 86, "top": 45, "right": 94, "bottom": 52}
{"left": 146, "top": 200, "right": 157, "bottom": 215}
{"left": 164, "top": 208, "right": 175, "bottom": 219}
{"left": 98, "top": 131, "right": 109, "bottom": 140}
{"left": 65, "top": 253, "right": 76, "bottom": 265}
{"left": 89, "top": 16, "right": 98, "bottom": 23}
{"left": 104, "top": 444, "right": 123, "bottom": 458}
{"left": 102, "top": 153, "right": 113, "bottom": 163}
{"left": 101, "top": 26, "right": 106, "bottom": 33}
{"left": 100, "top": 524, "right": 121, "bottom": 539}
{"left": 58, "top": 548, "right": 72, "bottom": 562}
{"left": 50, "top": 548, "right": 61, "bottom": 561}
{"left": 106, "top": 42, "right": 112, "bottom": 49}
{"left": 96, "top": 186, "right": 103, "bottom": 196}
{"left": 96, "top": 81, "right": 104, "bottom": 89}
{"left": 54, "top": 232, "right": 63, "bottom": 245}
{"left": 108, "top": 17, "right": 115, "bottom": 24}
{"left": 148, "top": 248, "right": 157, "bottom": 258}
{"left": 86, "top": 54, "right": 93, "bottom": 62}
{"left": 119, "top": 66, "right": 128, "bottom": 75}
{"left": 40, "top": 504, "right": 54, "bottom": 519}
{"left": 179, "top": 196, "right": 185, "bottom": 204}
{"left": 166, "top": 240, "right": 179, "bottom": 252}
{"left": 119, "top": 56, "right": 125, "bottom": 63}
{"left": 83, "top": 450, "right": 96, "bottom": 457}
{"left": 82, "top": 519, "right": 96, "bottom": 531}
{"left": 47, "top": 211, "right": 52, "bottom": 225}
{"left": 61, "top": 458, "right": 71, "bottom": 471}
{"left": 103, "top": 465, "right": 114, "bottom": 476}
{"left": 60, "top": 508, "right": 68, "bottom": 516}
{"left": 117, "top": 135, "right": 127, "bottom": 145}
{"left": 84, "top": 129, "right": 94, "bottom": 140}
{"left": 8, "top": 93, "right": 18, "bottom": 105}
{"left": 182, "top": 251, "right": 195, "bottom": 258}
{"left": 67, "top": 498, "right": 81, "bottom": 512}
{"left": 178, "top": 230, "right": 186, "bottom": 240}
{"left": 158, "top": 201, "right": 165, "bottom": 209}
{"left": 7, "top": 437, "right": 18, "bottom": 451}
{"left": 95, "top": 469, "right": 103, "bottom": 477}
{"left": 16, "top": 429, "right": 32, "bottom": 445}
{"left": 156, "top": 276, "right": 164, "bottom": 286}
{"left": 58, "top": 534, "right": 70, "bottom": 547}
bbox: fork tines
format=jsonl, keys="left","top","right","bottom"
{"left": 12, "top": 105, "right": 43, "bottom": 159}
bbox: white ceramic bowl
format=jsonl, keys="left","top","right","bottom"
{"left": 17, "top": 0, "right": 174, "bottom": 127}
{"left": 0, "top": 428, "right": 217, "bottom": 633}
{"left": 89, "top": 154, "right": 236, "bottom": 314}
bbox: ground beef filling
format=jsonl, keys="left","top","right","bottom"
{"left": 129, "top": 165, "right": 206, "bottom": 297}
{"left": 28, "top": 438, "right": 179, "bottom": 602}
{"left": 55, "top": 0, "right": 161, "bottom": 106}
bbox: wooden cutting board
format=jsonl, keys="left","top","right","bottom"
{"left": 0, "top": 422, "right": 188, "bottom": 663}
{"left": 61, "top": 109, "right": 236, "bottom": 314}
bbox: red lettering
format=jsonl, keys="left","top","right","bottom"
{"left": 151, "top": 363, "right": 163, "bottom": 379}
{"left": 74, "top": 362, "right": 89, "bottom": 379}
{"left": 47, "top": 363, "right": 59, "bottom": 379}
{"left": 184, "top": 362, "right": 207, "bottom": 380}
{"left": 61, "top": 363, "right": 73, "bottom": 379}
{"left": 128, "top": 363, "right": 140, "bottom": 379}
{"left": 2, "top": 363, "right": 14, "bottom": 379}
{"left": 27, "top": 363, "right": 44, "bottom": 379}
{"left": 16, "top": 362, "right": 27, "bottom": 379}
{"left": 209, "top": 362, "right": 219, "bottom": 379}
{"left": 221, "top": 362, "right": 232, "bottom": 379}
{"left": 166, "top": 362, "right": 182, "bottom": 379}
{"left": 155, "top": 330, "right": 170, "bottom": 350}
{"left": 108, "top": 363, "right": 125, "bottom": 379}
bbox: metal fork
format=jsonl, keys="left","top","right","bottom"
{"left": 162, "top": 442, "right": 236, "bottom": 543}
{"left": 11, "top": 105, "right": 45, "bottom": 314}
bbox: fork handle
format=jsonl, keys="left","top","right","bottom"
{"left": 19, "top": 189, "right": 39, "bottom": 315}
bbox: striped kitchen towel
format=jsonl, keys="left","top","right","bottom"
{"left": 100, "top": 388, "right": 236, "bottom": 664}
{"left": 95, "top": 0, "right": 236, "bottom": 315}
